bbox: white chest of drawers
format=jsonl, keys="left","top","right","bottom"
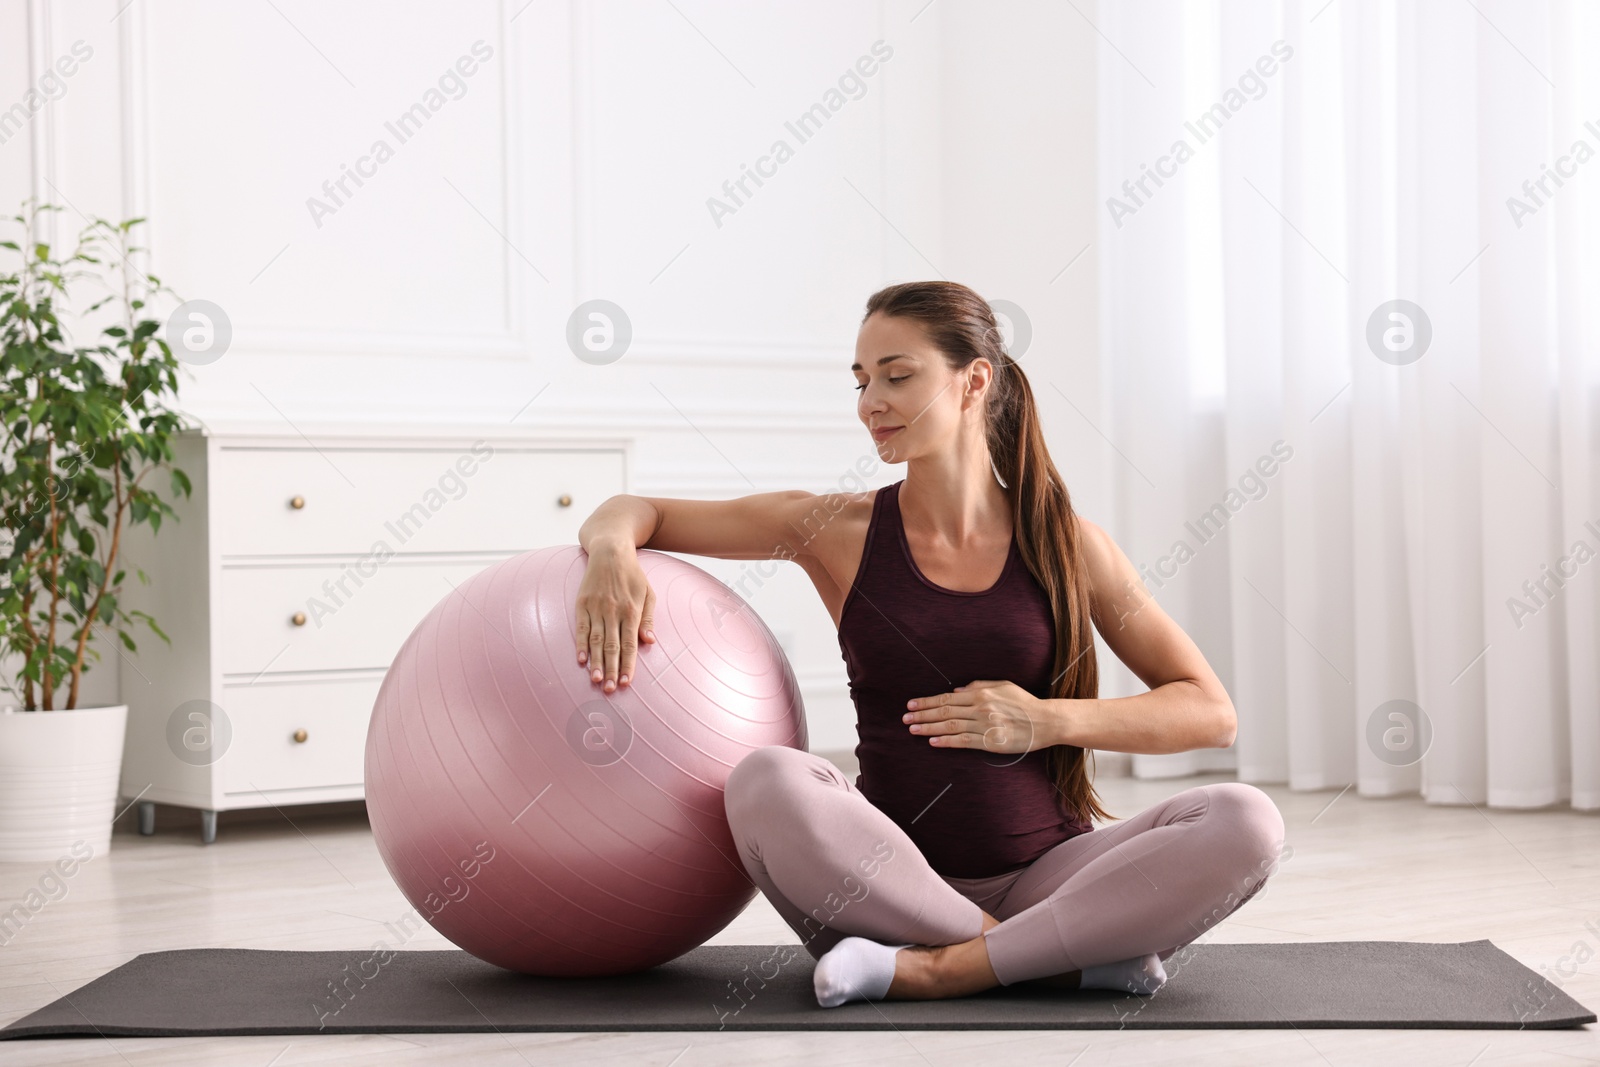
{"left": 116, "top": 423, "right": 629, "bottom": 843}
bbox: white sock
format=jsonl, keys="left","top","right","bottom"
{"left": 812, "top": 936, "right": 912, "bottom": 1008}
{"left": 1078, "top": 953, "right": 1167, "bottom": 995}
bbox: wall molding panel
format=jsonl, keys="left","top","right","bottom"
{"left": 0, "top": 0, "right": 1103, "bottom": 764}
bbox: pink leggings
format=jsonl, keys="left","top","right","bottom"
{"left": 723, "top": 745, "right": 1287, "bottom": 986}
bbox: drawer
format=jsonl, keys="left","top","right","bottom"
{"left": 210, "top": 446, "right": 624, "bottom": 557}
{"left": 219, "top": 675, "right": 381, "bottom": 794}
{"left": 218, "top": 559, "right": 500, "bottom": 676}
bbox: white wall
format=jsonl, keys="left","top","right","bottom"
{"left": 1, "top": 0, "right": 1103, "bottom": 752}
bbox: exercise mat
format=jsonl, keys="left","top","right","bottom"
{"left": 3, "top": 939, "right": 1592, "bottom": 1037}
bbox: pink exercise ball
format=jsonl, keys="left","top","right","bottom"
{"left": 364, "top": 545, "right": 807, "bottom": 977}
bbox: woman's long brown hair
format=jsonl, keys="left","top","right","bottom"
{"left": 863, "top": 281, "right": 1117, "bottom": 826}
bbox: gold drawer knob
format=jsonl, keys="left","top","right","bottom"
{"left": 558, "top": 494, "right": 572, "bottom": 507}
{"left": 293, "top": 729, "right": 308, "bottom": 743}
{"left": 291, "top": 611, "right": 307, "bottom": 626}
{"left": 290, "top": 495, "right": 305, "bottom": 509}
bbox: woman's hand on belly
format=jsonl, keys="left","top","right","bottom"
{"left": 902, "top": 679, "right": 1059, "bottom": 755}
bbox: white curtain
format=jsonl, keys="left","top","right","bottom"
{"left": 1096, "top": 0, "right": 1600, "bottom": 810}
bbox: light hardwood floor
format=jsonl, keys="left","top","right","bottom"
{"left": 2, "top": 753, "right": 1597, "bottom": 1066}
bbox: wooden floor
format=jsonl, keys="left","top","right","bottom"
{"left": 2, "top": 753, "right": 1597, "bottom": 1066}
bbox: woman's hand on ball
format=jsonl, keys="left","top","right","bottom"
{"left": 901, "top": 680, "right": 1055, "bottom": 754}
{"left": 575, "top": 543, "right": 657, "bottom": 692}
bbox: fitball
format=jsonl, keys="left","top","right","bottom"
{"left": 364, "top": 545, "right": 807, "bottom": 976}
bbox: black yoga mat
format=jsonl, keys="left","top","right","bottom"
{"left": 2, "top": 940, "right": 1592, "bottom": 1037}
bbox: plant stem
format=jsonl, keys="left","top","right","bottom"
{"left": 65, "top": 227, "right": 138, "bottom": 711}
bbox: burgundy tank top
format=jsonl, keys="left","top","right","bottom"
{"left": 837, "top": 479, "right": 1092, "bottom": 879}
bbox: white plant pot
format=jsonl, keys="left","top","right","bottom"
{"left": 0, "top": 704, "right": 129, "bottom": 863}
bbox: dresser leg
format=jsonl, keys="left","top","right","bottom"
{"left": 200, "top": 809, "right": 218, "bottom": 845}
{"left": 138, "top": 801, "right": 156, "bottom": 836}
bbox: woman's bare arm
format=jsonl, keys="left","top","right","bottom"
{"left": 573, "top": 491, "right": 821, "bottom": 690}
{"left": 1064, "top": 516, "right": 1237, "bottom": 753}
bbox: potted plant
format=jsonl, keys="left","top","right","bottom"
{"left": 0, "top": 200, "right": 192, "bottom": 862}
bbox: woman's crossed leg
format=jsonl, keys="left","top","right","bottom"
{"left": 722, "top": 745, "right": 1287, "bottom": 1005}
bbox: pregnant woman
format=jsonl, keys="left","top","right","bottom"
{"left": 573, "top": 280, "right": 1286, "bottom": 1008}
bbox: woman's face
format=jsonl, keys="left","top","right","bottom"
{"left": 853, "top": 312, "right": 982, "bottom": 462}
